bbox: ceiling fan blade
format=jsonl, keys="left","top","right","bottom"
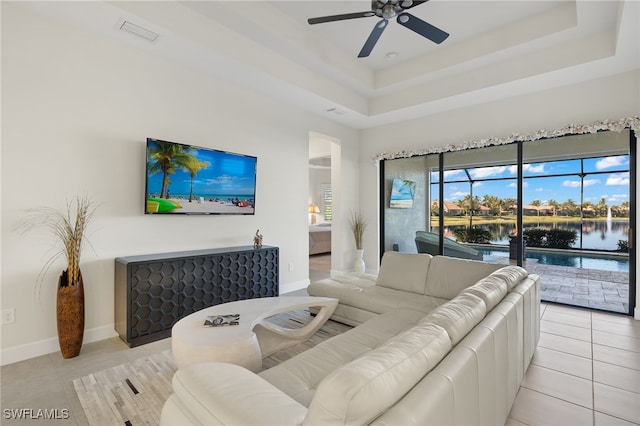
{"left": 308, "top": 11, "right": 375, "bottom": 25}
{"left": 358, "top": 19, "right": 389, "bottom": 58}
{"left": 397, "top": 13, "right": 449, "bottom": 44}
{"left": 399, "top": 0, "right": 430, "bottom": 10}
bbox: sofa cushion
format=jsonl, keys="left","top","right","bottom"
{"left": 376, "top": 251, "right": 432, "bottom": 294}
{"left": 328, "top": 304, "right": 379, "bottom": 327}
{"left": 420, "top": 293, "right": 487, "bottom": 345}
{"left": 461, "top": 276, "right": 508, "bottom": 311}
{"left": 259, "top": 308, "right": 426, "bottom": 407}
{"left": 336, "top": 285, "right": 447, "bottom": 316}
{"left": 489, "top": 265, "right": 528, "bottom": 290}
{"left": 304, "top": 323, "right": 451, "bottom": 426}
{"left": 425, "top": 256, "right": 503, "bottom": 300}
{"left": 307, "top": 273, "right": 376, "bottom": 302}
{"left": 172, "top": 362, "right": 307, "bottom": 426}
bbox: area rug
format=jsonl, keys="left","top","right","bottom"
{"left": 73, "top": 350, "right": 175, "bottom": 426}
{"left": 73, "top": 310, "right": 351, "bottom": 426}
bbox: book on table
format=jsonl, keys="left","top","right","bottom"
{"left": 203, "top": 314, "right": 240, "bottom": 327}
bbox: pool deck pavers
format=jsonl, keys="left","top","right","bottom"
{"left": 493, "top": 256, "right": 630, "bottom": 314}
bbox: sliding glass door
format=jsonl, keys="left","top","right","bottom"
{"left": 380, "top": 129, "right": 636, "bottom": 315}
{"left": 434, "top": 144, "right": 518, "bottom": 260}
{"left": 521, "top": 131, "right": 632, "bottom": 313}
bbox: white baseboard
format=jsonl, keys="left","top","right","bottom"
{"left": 0, "top": 324, "right": 118, "bottom": 366}
{"left": 1, "top": 280, "right": 339, "bottom": 366}
{"left": 279, "top": 279, "right": 310, "bottom": 295}
{"left": 635, "top": 306, "right": 640, "bottom": 320}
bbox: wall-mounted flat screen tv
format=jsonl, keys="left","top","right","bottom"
{"left": 145, "top": 138, "right": 257, "bottom": 215}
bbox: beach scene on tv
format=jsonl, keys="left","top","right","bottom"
{"left": 146, "top": 139, "right": 257, "bottom": 215}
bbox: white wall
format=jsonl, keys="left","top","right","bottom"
{"left": 360, "top": 70, "right": 640, "bottom": 317}
{"left": 0, "top": 4, "right": 359, "bottom": 364}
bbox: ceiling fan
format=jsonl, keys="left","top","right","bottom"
{"left": 307, "top": 0, "right": 449, "bottom": 58}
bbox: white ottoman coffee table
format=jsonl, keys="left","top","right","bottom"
{"left": 171, "top": 296, "right": 338, "bottom": 372}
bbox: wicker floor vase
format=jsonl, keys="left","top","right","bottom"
{"left": 57, "top": 269, "right": 85, "bottom": 359}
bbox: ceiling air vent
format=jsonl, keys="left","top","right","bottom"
{"left": 119, "top": 21, "right": 159, "bottom": 42}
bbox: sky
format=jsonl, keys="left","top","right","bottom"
{"left": 432, "top": 155, "right": 630, "bottom": 206}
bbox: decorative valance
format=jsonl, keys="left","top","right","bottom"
{"left": 372, "top": 116, "right": 640, "bottom": 163}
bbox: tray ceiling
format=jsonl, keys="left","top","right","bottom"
{"left": 16, "top": 1, "right": 640, "bottom": 129}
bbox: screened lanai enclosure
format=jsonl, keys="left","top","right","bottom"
{"left": 380, "top": 128, "right": 636, "bottom": 315}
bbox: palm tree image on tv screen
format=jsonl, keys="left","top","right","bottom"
{"left": 145, "top": 138, "right": 257, "bottom": 215}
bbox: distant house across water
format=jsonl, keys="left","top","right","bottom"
{"left": 432, "top": 201, "right": 464, "bottom": 216}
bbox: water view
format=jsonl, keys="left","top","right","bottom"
{"left": 431, "top": 219, "right": 629, "bottom": 252}
{"left": 477, "top": 247, "right": 629, "bottom": 273}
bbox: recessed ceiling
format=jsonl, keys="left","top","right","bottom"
{"left": 270, "top": 1, "right": 567, "bottom": 70}
{"left": 16, "top": 1, "right": 640, "bottom": 129}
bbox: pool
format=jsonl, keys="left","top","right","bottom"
{"left": 476, "top": 247, "right": 629, "bottom": 273}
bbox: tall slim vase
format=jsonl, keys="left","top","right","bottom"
{"left": 353, "top": 249, "right": 365, "bottom": 274}
{"left": 57, "top": 269, "right": 85, "bottom": 359}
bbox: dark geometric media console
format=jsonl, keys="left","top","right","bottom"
{"left": 114, "top": 246, "right": 279, "bottom": 347}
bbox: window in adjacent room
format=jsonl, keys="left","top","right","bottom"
{"left": 322, "top": 184, "right": 332, "bottom": 221}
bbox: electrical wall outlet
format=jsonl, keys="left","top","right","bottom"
{"left": 288, "top": 262, "right": 294, "bottom": 272}
{"left": 2, "top": 308, "right": 15, "bottom": 324}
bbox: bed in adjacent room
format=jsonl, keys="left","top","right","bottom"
{"left": 309, "top": 224, "right": 331, "bottom": 255}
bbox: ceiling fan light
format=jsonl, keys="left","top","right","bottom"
{"left": 382, "top": 5, "right": 397, "bottom": 19}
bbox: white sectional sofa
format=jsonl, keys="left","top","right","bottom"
{"left": 308, "top": 251, "right": 507, "bottom": 326}
{"left": 161, "top": 252, "right": 540, "bottom": 426}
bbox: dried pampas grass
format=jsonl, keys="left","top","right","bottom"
{"left": 20, "top": 195, "right": 98, "bottom": 292}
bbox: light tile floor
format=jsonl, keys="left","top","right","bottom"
{"left": 507, "top": 303, "right": 640, "bottom": 425}
{"left": 0, "top": 256, "right": 637, "bottom": 425}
